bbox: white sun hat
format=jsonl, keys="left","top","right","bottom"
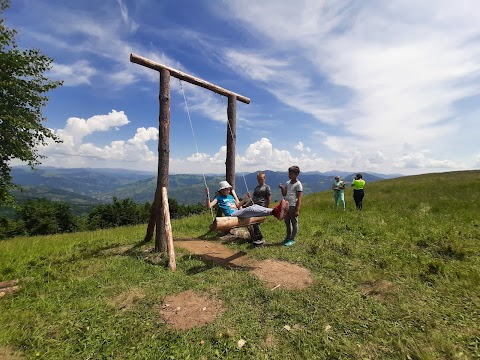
{"left": 218, "top": 181, "right": 232, "bottom": 191}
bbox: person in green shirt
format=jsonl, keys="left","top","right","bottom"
{"left": 351, "top": 173, "right": 365, "bottom": 210}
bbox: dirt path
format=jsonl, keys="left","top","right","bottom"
{"left": 175, "top": 238, "right": 313, "bottom": 290}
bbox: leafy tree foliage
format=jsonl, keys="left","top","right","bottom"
{"left": 0, "top": 0, "right": 63, "bottom": 204}
{"left": 0, "top": 216, "right": 24, "bottom": 239}
{"left": 0, "top": 196, "right": 205, "bottom": 239}
{"left": 17, "top": 199, "right": 78, "bottom": 236}
{"left": 87, "top": 198, "right": 150, "bottom": 230}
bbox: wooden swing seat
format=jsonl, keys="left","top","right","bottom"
{"left": 209, "top": 216, "right": 266, "bottom": 233}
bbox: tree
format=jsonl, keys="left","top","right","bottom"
{"left": 0, "top": 0, "right": 63, "bottom": 204}
{"left": 17, "top": 199, "right": 78, "bottom": 236}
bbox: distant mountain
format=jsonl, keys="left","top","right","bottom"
{"left": 10, "top": 186, "right": 103, "bottom": 215}
{"left": 10, "top": 166, "right": 389, "bottom": 206}
{"left": 11, "top": 166, "right": 153, "bottom": 200}
{"left": 108, "top": 170, "right": 385, "bottom": 205}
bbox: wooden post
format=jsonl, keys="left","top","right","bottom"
{"left": 226, "top": 94, "right": 236, "bottom": 188}
{"left": 162, "top": 187, "right": 176, "bottom": 271}
{"left": 154, "top": 69, "right": 171, "bottom": 253}
{"left": 144, "top": 197, "right": 157, "bottom": 242}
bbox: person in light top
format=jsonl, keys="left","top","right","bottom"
{"left": 332, "top": 175, "right": 346, "bottom": 210}
{"left": 278, "top": 166, "right": 303, "bottom": 246}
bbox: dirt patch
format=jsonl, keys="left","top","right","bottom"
{"left": 0, "top": 347, "right": 23, "bottom": 360}
{"left": 251, "top": 259, "right": 313, "bottom": 289}
{"left": 175, "top": 239, "right": 313, "bottom": 290}
{"left": 159, "top": 290, "right": 224, "bottom": 330}
{"left": 359, "top": 280, "right": 396, "bottom": 301}
{"left": 108, "top": 287, "right": 146, "bottom": 311}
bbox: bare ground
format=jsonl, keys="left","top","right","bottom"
{"left": 175, "top": 238, "right": 313, "bottom": 290}
{"left": 158, "top": 290, "right": 224, "bottom": 330}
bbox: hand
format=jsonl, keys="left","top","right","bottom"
{"left": 278, "top": 183, "right": 284, "bottom": 189}
{"left": 245, "top": 192, "right": 251, "bottom": 199}
{"left": 205, "top": 187, "right": 210, "bottom": 196}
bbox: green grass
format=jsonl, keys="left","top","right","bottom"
{"left": 1, "top": 170, "right": 479, "bottom": 359}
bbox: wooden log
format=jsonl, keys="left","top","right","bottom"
{"left": 226, "top": 94, "right": 236, "bottom": 188}
{"left": 155, "top": 69, "right": 171, "bottom": 253}
{"left": 162, "top": 187, "right": 176, "bottom": 271}
{"left": 130, "top": 53, "right": 251, "bottom": 104}
{"left": 210, "top": 216, "right": 266, "bottom": 232}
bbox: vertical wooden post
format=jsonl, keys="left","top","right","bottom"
{"left": 162, "top": 187, "right": 176, "bottom": 271}
{"left": 154, "top": 69, "right": 171, "bottom": 253}
{"left": 226, "top": 94, "right": 236, "bottom": 187}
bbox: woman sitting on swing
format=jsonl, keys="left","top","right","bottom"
{"left": 206, "top": 181, "right": 288, "bottom": 220}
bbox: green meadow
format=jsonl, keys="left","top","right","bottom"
{"left": 1, "top": 171, "right": 479, "bottom": 359}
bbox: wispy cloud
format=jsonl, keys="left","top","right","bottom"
{"left": 219, "top": 0, "right": 480, "bottom": 172}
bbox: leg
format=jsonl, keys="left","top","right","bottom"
{"left": 289, "top": 207, "right": 298, "bottom": 240}
{"left": 358, "top": 190, "right": 364, "bottom": 210}
{"left": 339, "top": 192, "right": 345, "bottom": 209}
{"left": 252, "top": 223, "right": 263, "bottom": 240}
{"left": 284, "top": 211, "right": 292, "bottom": 241}
{"left": 333, "top": 192, "right": 339, "bottom": 209}
{"left": 353, "top": 190, "right": 360, "bottom": 209}
{"left": 231, "top": 204, "right": 272, "bottom": 218}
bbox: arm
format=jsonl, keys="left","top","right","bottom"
{"left": 294, "top": 191, "right": 302, "bottom": 217}
{"left": 279, "top": 183, "right": 287, "bottom": 196}
{"left": 231, "top": 188, "right": 240, "bottom": 203}
{"left": 332, "top": 182, "right": 337, "bottom": 190}
{"left": 205, "top": 188, "right": 218, "bottom": 208}
{"left": 266, "top": 194, "right": 271, "bottom": 208}
{"left": 236, "top": 192, "right": 251, "bottom": 208}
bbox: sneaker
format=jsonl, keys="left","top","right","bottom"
{"left": 253, "top": 238, "right": 265, "bottom": 245}
{"left": 284, "top": 239, "right": 296, "bottom": 246}
{"left": 272, "top": 199, "right": 289, "bottom": 220}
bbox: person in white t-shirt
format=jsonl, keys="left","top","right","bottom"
{"left": 278, "top": 166, "right": 303, "bottom": 246}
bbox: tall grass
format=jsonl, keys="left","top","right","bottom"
{"left": 1, "top": 170, "right": 479, "bottom": 359}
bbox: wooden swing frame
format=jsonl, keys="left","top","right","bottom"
{"left": 130, "top": 53, "right": 254, "bottom": 268}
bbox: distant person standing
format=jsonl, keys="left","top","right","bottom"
{"left": 250, "top": 172, "right": 272, "bottom": 245}
{"left": 332, "top": 175, "right": 346, "bottom": 210}
{"left": 351, "top": 173, "right": 365, "bottom": 210}
{"left": 279, "top": 166, "right": 303, "bottom": 246}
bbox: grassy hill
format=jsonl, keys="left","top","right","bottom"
{"left": 0, "top": 170, "right": 479, "bottom": 359}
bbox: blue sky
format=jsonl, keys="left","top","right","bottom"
{"left": 6, "top": 0, "right": 480, "bottom": 175}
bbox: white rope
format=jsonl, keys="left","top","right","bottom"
{"left": 179, "top": 79, "right": 215, "bottom": 220}
{"left": 222, "top": 96, "right": 252, "bottom": 205}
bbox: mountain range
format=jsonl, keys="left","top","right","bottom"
{"left": 8, "top": 166, "right": 401, "bottom": 212}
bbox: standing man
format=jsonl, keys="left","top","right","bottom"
{"left": 332, "top": 175, "right": 346, "bottom": 210}
{"left": 251, "top": 172, "right": 272, "bottom": 245}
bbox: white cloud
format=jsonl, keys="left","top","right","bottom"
{"left": 220, "top": 0, "right": 480, "bottom": 172}
{"left": 393, "top": 150, "right": 464, "bottom": 169}
{"left": 50, "top": 60, "right": 97, "bottom": 86}
{"left": 294, "top": 141, "right": 311, "bottom": 153}
{"left": 117, "top": 0, "right": 139, "bottom": 33}
{"left": 40, "top": 111, "right": 158, "bottom": 168}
